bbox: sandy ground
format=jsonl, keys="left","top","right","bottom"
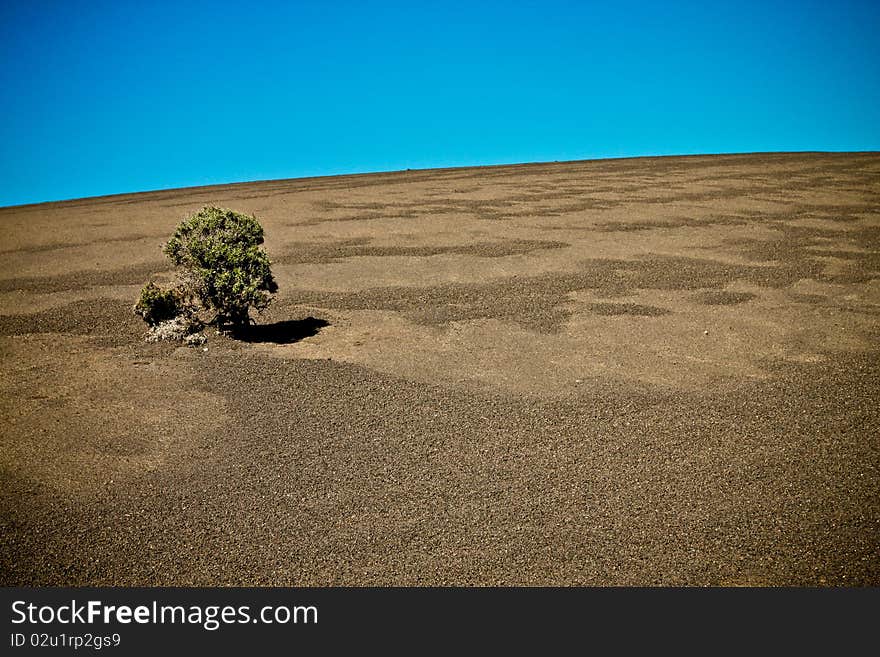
{"left": 0, "top": 152, "right": 878, "bottom": 585}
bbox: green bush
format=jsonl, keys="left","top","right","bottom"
{"left": 162, "top": 206, "right": 278, "bottom": 327}
{"left": 134, "top": 282, "right": 183, "bottom": 326}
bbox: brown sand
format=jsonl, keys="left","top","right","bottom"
{"left": 1, "top": 152, "right": 878, "bottom": 585}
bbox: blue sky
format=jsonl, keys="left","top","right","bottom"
{"left": 1, "top": 0, "right": 878, "bottom": 207}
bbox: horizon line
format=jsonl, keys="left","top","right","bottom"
{"left": 2, "top": 149, "right": 878, "bottom": 211}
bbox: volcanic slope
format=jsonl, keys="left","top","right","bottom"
{"left": 1, "top": 152, "right": 878, "bottom": 585}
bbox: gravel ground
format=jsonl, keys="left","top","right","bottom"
{"left": 1, "top": 152, "right": 878, "bottom": 585}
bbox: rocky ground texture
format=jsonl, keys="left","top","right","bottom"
{"left": 1, "top": 152, "right": 878, "bottom": 585}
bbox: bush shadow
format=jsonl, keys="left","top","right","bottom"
{"left": 232, "top": 317, "right": 329, "bottom": 344}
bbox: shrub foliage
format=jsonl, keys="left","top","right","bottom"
{"left": 134, "top": 206, "right": 278, "bottom": 339}
{"left": 163, "top": 206, "right": 278, "bottom": 327}
{"left": 134, "top": 282, "right": 183, "bottom": 326}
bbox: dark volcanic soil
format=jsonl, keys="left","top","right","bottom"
{"left": 1, "top": 152, "right": 878, "bottom": 585}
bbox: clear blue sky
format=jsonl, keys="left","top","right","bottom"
{"left": 1, "top": 0, "right": 878, "bottom": 207}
